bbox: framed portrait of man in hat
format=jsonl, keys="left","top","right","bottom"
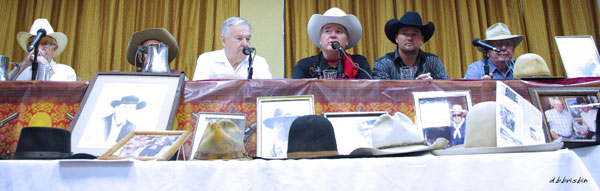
{"left": 70, "top": 72, "right": 185, "bottom": 156}
{"left": 412, "top": 90, "right": 472, "bottom": 147}
{"left": 256, "top": 95, "right": 314, "bottom": 158}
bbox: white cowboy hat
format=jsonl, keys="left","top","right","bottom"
{"left": 126, "top": 28, "right": 179, "bottom": 66}
{"left": 478, "top": 23, "right": 523, "bottom": 52}
{"left": 432, "top": 102, "right": 563, "bottom": 156}
{"left": 450, "top": 104, "right": 467, "bottom": 114}
{"left": 349, "top": 112, "right": 448, "bottom": 156}
{"left": 307, "top": 7, "right": 362, "bottom": 50}
{"left": 16, "top": 18, "right": 68, "bottom": 57}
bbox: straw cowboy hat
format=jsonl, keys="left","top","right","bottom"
{"left": 110, "top": 95, "right": 147, "bottom": 110}
{"left": 287, "top": 115, "right": 339, "bottom": 159}
{"left": 194, "top": 120, "right": 247, "bottom": 160}
{"left": 126, "top": 28, "right": 179, "bottom": 66}
{"left": 384, "top": 11, "right": 435, "bottom": 44}
{"left": 432, "top": 102, "right": 563, "bottom": 156}
{"left": 350, "top": 112, "right": 448, "bottom": 156}
{"left": 513, "top": 53, "right": 560, "bottom": 79}
{"left": 477, "top": 22, "right": 524, "bottom": 52}
{"left": 16, "top": 19, "right": 68, "bottom": 57}
{"left": 307, "top": 7, "right": 362, "bottom": 50}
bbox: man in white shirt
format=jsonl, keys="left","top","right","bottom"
{"left": 14, "top": 18, "right": 76, "bottom": 81}
{"left": 193, "top": 17, "right": 272, "bottom": 80}
{"left": 577, "top": 97, "right": 597, "bottom": 139}
{"left": 545, "top": 98, "right": 584, "bottom": 139}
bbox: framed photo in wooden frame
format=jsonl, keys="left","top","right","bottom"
{"left": 70, "top": 72, "right": 185, "bottom": 156}
{"left": 555, "top": 35, "right": 600, "bottom": 77}
{"left": 412, "top": 91, "right": 472, "bottom": 147}
{"left": 188, "top": 112, "right": 246, "bottom": 160}
{"left": 323, "top": 111, "right": 388, "bottom": 155}
{"left": 256, "top": 95, "right": 314, "bottom": 158}
{"left": 99, "top": 130, "right": 190, "bottom": 161}
{"left": 528, "top": 87, "right": 600, "bottom": 148}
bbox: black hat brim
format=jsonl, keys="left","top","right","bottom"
{"left": 385, "top": 19, "right": 435, "bottom": 44}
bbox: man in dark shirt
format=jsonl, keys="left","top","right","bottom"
{"left": 373, "top": 12, "right": 448, "bottom": 80}
{"left": 292, "top": 7, "right": 372, "bottom": 79}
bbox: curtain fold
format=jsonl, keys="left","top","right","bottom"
{"left": 0, "top": 0, "right": 239, "bottom": 81}
{"left": 284, "top": 0, "right": 600, "bottom": 79}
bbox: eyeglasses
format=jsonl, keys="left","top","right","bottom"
{"left": 28, "top": 41, "right": 56, "bottom": 48}
{"left": 490, "top": 41, "right": 514, "bottom": 48}
{"left": 452, "top": 114, "right": 462, "bottom": 117}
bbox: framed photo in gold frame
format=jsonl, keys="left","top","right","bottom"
{"left": 99, "top": 130, "right": 190, "bottom": 161}
{"left": 528, "top": 87, "right": 600, "bottom": 148}
{"left": 256, "top": 95, "right": 314, "bottom": 159}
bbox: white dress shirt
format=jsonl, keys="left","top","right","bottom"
{"left": 193, "top": 49, "right": 272, "bottom": 80}
{"left": 15, "top": 60, "right": 77, "bottom": 81}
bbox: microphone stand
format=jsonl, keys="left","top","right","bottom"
{"left": 483, "top": 51, "right": 490, "bottom": 78}
{"left": 247, "top": 51, "right": 254, "bottom": 79}
{"left": 337, "top": 50, "right": 344, "bottom": 78}
{"left": 31, "top": 47, "right": 40, "bottom": 80}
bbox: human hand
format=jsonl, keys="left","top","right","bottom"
{"left": 415, "top": 72, "right": 433, "bottom": 80}
{"left": 480, "top": 73, "right": 493, "bottom": 79}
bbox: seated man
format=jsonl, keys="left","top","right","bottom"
{"left": 292, "top": 7, "right": 372, "bottom": 79}
{"left": 545, "top": 98, "right": 585, "bottom": 139}
{"left": 464, "top": 23, "right": 523, "bottom": 79}
{"left": 373, "top": 12, "right": 448, "bottom": 80}
{"left": 14, "top": 18, "right": 76, "bottom": 81}
{"left": 193, "top": 17, "right": 272, "bottom": 80}
{"left": 125, "top": 28, "right": 181, "bottom": 74}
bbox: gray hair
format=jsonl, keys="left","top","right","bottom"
{"left": 221, "top": 17, "right": 251, "bottom": 37}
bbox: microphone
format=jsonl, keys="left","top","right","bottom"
{"left": 331, "top": 41, "right": 343, "bottom": 51}
{"left": 28, "top": 29, "right": 47, "bottom": 52}
{"left": 243, "top": 46, "right": 255, "bottom": 55}
{"left": 472, "top": 38, "right": 500, "bottom": 53}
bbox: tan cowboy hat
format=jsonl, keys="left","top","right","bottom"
{"left": 349, "top": 112, "right": 448, "bottom": 156}
{"left": 514, "top": 53, "right": 561, "bottom": 79}
{"left": 126, "top": 28, "right": 179, "bottom": 66}
{"left": 307, "top": 7, "right": 362, "bottom": 50}
{"left": 432, "top": 102, "right": 563, "bottom": 156}
{"left": 16, "top": 18, "right": 68, "bottom": 57}
{"left": 478, "top": 23, "right": 524, "bottom": 52}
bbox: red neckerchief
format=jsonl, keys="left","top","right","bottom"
{"left": 323, "top": 52, "right": 358, "bottom": 78}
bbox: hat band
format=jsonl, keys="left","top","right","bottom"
{"left": 287, "top": 151, "right": 339, "bottom": 159}
{"left": 14, "top": 151, "right": 72, "bottom": 159}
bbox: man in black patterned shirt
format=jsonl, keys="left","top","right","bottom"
{"left": 373, "top": 12, "right": 448, "bottom": 80}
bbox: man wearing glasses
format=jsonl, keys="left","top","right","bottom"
{"left": 464, "top": 23, "right": 523, "bottom": 80}
{"left": 14, "top": 19, "right": 76, "bottom": 81}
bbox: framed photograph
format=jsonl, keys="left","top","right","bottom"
{"left": 188, "top": 112, "right": 246, "bottom": 159}
{"left": 70, "top": 72, "right": 185, "bottom": 156}
{"left": 257, "top": 95, "right": 314, "bottom": 158}
{"left": 555, "top": 36, "right": 600, "bottom": 77}
{"left": 412, "top": 91, "right": 472, "bottom": 147}
{"left": 99, "top": 130, "right": 190, "bottom": 161}
{"left": 528, "top": 87, "right": 600, "bottom": 148}
{"left": 323, "top": 111, "right": 387, "bottom": 155}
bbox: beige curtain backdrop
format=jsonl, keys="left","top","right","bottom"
{"left": 285, "top": 0, "right": 600, "bottom": 79}
{"left": 0, "top": 0, "right": 239, "bottom": 81}
{"left": 1, "top": 0, "right": 599, "bottom": 80}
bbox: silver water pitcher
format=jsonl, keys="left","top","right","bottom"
{"left": 142, "top": 43, "right": 169, "bottom": 73}
{"left": 0, "top": 55, "right": 20, "bottom": 81}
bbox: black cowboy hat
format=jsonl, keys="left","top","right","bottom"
{"left": 110, "top": 95, "right": 147, "bottom": 110}
{"left": 384, "top": 11, "right": 435, "bottom": 44}
{"left": 14, "top": 127, "right": 96, "bottom": 159}
{"left": 287, "top": 115, "right": 338, "bottom": 158}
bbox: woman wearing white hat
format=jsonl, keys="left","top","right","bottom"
{"left": 292, "top": 7, "right": 372, "bottom": 79}
{"left": 464, "top": 22, "right": 523, "bottom": 80}
{"left": 14, "top": 18, "right": 76, "bottom": 81}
